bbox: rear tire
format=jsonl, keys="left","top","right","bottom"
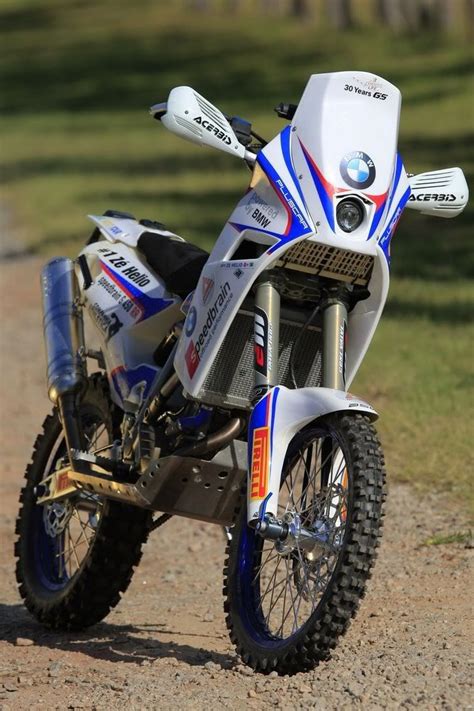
{"left": 223, "top": 413, "right": 386, "bottom": 674}
{"left": 15, "top": 375, "right": 152, "bottom": 630}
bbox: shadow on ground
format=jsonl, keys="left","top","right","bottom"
{"left": 0, "top": 603, "right": 235, "bottom": 668}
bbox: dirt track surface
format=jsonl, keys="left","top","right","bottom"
{"left": 0, "top": 256, "right": 472, "bottom": 710}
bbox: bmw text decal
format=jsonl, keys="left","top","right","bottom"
{"left": 340, "top": 151, "right": 376, "bottom": 190}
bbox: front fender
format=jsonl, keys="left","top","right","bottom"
{"left": 247, "top": 386, "right": 377, "bottom": 523}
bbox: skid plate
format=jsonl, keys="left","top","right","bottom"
{"left": 38, "top": 441, "right": 247, "bottom": 526}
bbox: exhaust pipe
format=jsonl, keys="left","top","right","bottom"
{"left": 41, "top": 258, "right": 87, "bottom": 457}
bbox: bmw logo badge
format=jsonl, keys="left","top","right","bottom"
{"left": 340, "top": 151, "right": 376, "bottom": 190}
{"left": 185, "top": 306, "right": 197, "bottom": 337}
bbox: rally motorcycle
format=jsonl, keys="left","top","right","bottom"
{"left": 15, "top": 72, "right": 468, "bottom": 674}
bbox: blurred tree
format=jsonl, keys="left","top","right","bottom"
{"left": 290, "top": 0, "right": 312, "bottom": 17}
{"left": 326, "top": 0, "right": 353, "bottom": 28}
{"left": 465, "top": 0, "right": 474, "bottom": 38}
{"left": 261, "top": 0, "right": 283, "bottom": 13}
{"left": 375, "top": 0, "right": 406, "bottom": 30}
{"left": 376, "top": 0, "right": 456, "bottom": 32}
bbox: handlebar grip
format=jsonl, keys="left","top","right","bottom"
{"left": 149, "top": 102, "right": 168, "bottom": 121}
{"left": 274, "top": 103, "right": 298, "bottom": 120}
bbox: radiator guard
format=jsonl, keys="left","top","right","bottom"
{"left": 198, "top": 309, "right": 322, "bottom": 409}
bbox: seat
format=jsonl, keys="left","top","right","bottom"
{"left": 137, "top": 230, "right": 209, "bottom": 299}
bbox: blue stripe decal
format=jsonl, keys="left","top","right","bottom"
{"left": 280, "top": 126, "right": 306, "bottom": 208}
{"left": 270, "top": 386, "right": 280, "bottom": 456}
{"left": 378, "top": 186, "right": 411, "bottom": 263}
{"left": 300, "top": 147, "right": 335, "bottom": 231}
{"left": 368, "top": 199, "right": 387, "bottom": 239}
{"left": 102, "top": 262, "right": 175, "bottom": 322}
{"left": 257, "top": 148, "right": 312, "bottom": 251}
{"left": 386, "top": 154, "right": 403, "bottom": 216}
{"left": 368, "top": 155, "right": 403, "bottom": 240}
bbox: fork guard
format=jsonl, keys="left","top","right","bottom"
{"left": 246, "top": 386, "right": 378, "bottom": 524}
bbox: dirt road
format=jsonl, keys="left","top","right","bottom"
{"left": 0, "top": 256, "right": 472, "bottom": 710}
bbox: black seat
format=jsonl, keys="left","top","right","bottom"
{"left": 137, "top": 230, "right": 209, "bottom": 299}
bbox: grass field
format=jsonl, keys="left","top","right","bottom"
{"left": 1, "top": 2, "right": 473, "bottom": 513}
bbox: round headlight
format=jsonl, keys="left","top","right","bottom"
{"left": 336, "top": 199, "right": 364, "bottom": 233}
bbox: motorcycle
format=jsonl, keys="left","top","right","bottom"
{"left": 15, "top": 71, "right": 468, "bottom": 674}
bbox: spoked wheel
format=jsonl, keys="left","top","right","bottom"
{"left": 224, "top": 413, "right": 386, "bottom": 675}
{"left": 15, "top": 375, "right": 152, "bottom": 630}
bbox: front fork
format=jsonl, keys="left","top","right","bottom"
{"left": 252, "top": 276, "right": 349, "bottom": 399}
{"left": 249, "top": 275, "right": 349, "bottom": 534}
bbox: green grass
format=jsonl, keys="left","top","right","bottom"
{"left": 1, "top": 3, "right": 473, "bottom": 513}
{"left": 424, "top": 531, "right": 472, "bottom": 547}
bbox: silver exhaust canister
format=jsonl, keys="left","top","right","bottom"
{"left": 41, "top": 257, "right": 86, "bottom": 403}
{"left": 41, "top": 258, "right": 87, "bottom": 456}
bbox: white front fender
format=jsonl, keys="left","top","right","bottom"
{"left": 247, "top": 386, "right": 377, "bottom": 523}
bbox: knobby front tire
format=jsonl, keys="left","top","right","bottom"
{"left": 223, "top": 413, "right": 386, "bottom": 675}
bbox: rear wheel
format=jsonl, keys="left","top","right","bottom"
{"left": 15, "top": 375, "right": 152, "bottom": 630}
{"left": 224, "top": 413, "right": 386, "bottom": 674}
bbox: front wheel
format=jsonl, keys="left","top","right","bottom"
{"left": 223, "top": 413, "right": 386, "bottom": 675}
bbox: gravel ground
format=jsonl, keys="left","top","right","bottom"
{"left": 0, "top": 255, "right": 472, "bottom": 710}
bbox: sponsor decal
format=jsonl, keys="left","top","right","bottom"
{"left": 338, "top": 320, "right": 347, "bottom": 387}
{"left": 340, "top": 151, "right": 376, "bottom": 190}
{"left": 185, "top": 282, "right": 233, "bottom": 378}
{"left": 379, "top": 204, "right": 403, "bottom": 250}
{"left": 254, "top": 307, "right": 270, "bottom": 377}
{"left": 233, "top": 268, "right": 243, "bottom": 279}
{"left": 408, "top": 193, "right": 456, "bottom": 202}
{"left": 251, "top": 208, "right": 272, "bottom": 229}
{"left": 185, "top": 305, "right": 197, "bottom": 337}
{"left": 275, "top": 178, "right": 309, "bottom": 229}
{"left": 353, "top": 75, "right": 386, "bottom": 93}
{"left": 97, "top": 275, "right": 141, "bottom": 318}
{"left": 220, "top": 260, "right": 254, "bottom": 269}
{"left": 202, "top": 277, "right": 214, "bottom": 305}
{"left": 97, "top": 249, "right": 150, "bottom": 286}
{"left": 344, "top": 79, "right": 387, "bottom": 100}
{"left": 244, "top": 192, "right": 279, "bottom": 221}
{"left": 89, "top": 302, "right": 123, "bottom": 342}
{"left": 250, "top": 426, "right": 270, "bottom": 501}
{"left": 193, "top": 115, "right": 232, "bottom": 145}
{"left": 95, "top": 216, "right": 127, "bottom": 238}
{"left": 185, "top": 340, "right": 200, "bottom": 379}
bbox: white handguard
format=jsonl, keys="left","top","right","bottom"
{"left": 151, "top": 86, "right": 247, "bottom": 159}
{"left": 406, "top": 167, "right": 468, "bottom": 218}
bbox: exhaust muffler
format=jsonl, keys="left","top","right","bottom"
{"left": 41, "top": 258, "right": 87, "bottom": 456}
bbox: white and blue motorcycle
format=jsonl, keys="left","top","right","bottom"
{"left": 15, "top": 72, "right": 468, "bottom": 674}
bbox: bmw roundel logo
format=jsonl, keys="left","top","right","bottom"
{"left": 340, "top": 151, "right": 376, "bottom": 190}
{"left": 185, "top": 306, "right": 197, "bottom": 337}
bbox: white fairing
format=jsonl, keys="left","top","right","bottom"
{"left": 291, "top": 72, "right": 401, "bottom": 242}
{"left": 174, "top": 72, "right": 411, "bottom": 396}
{"left": 246, "top": 386, "right": 377, "bottom": 522}
{"left": 78, "top": 221, "right": 182, "bottom": 407}
{"left": 160, "top": 86, "right": 247, "bottom": 159}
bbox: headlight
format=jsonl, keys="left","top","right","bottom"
{"left": 336, "top": 199, "right": 364, "bottom": 233}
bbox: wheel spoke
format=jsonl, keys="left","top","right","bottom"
{"left": 251, "top": 428, "right": 352, "bottom": 640}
